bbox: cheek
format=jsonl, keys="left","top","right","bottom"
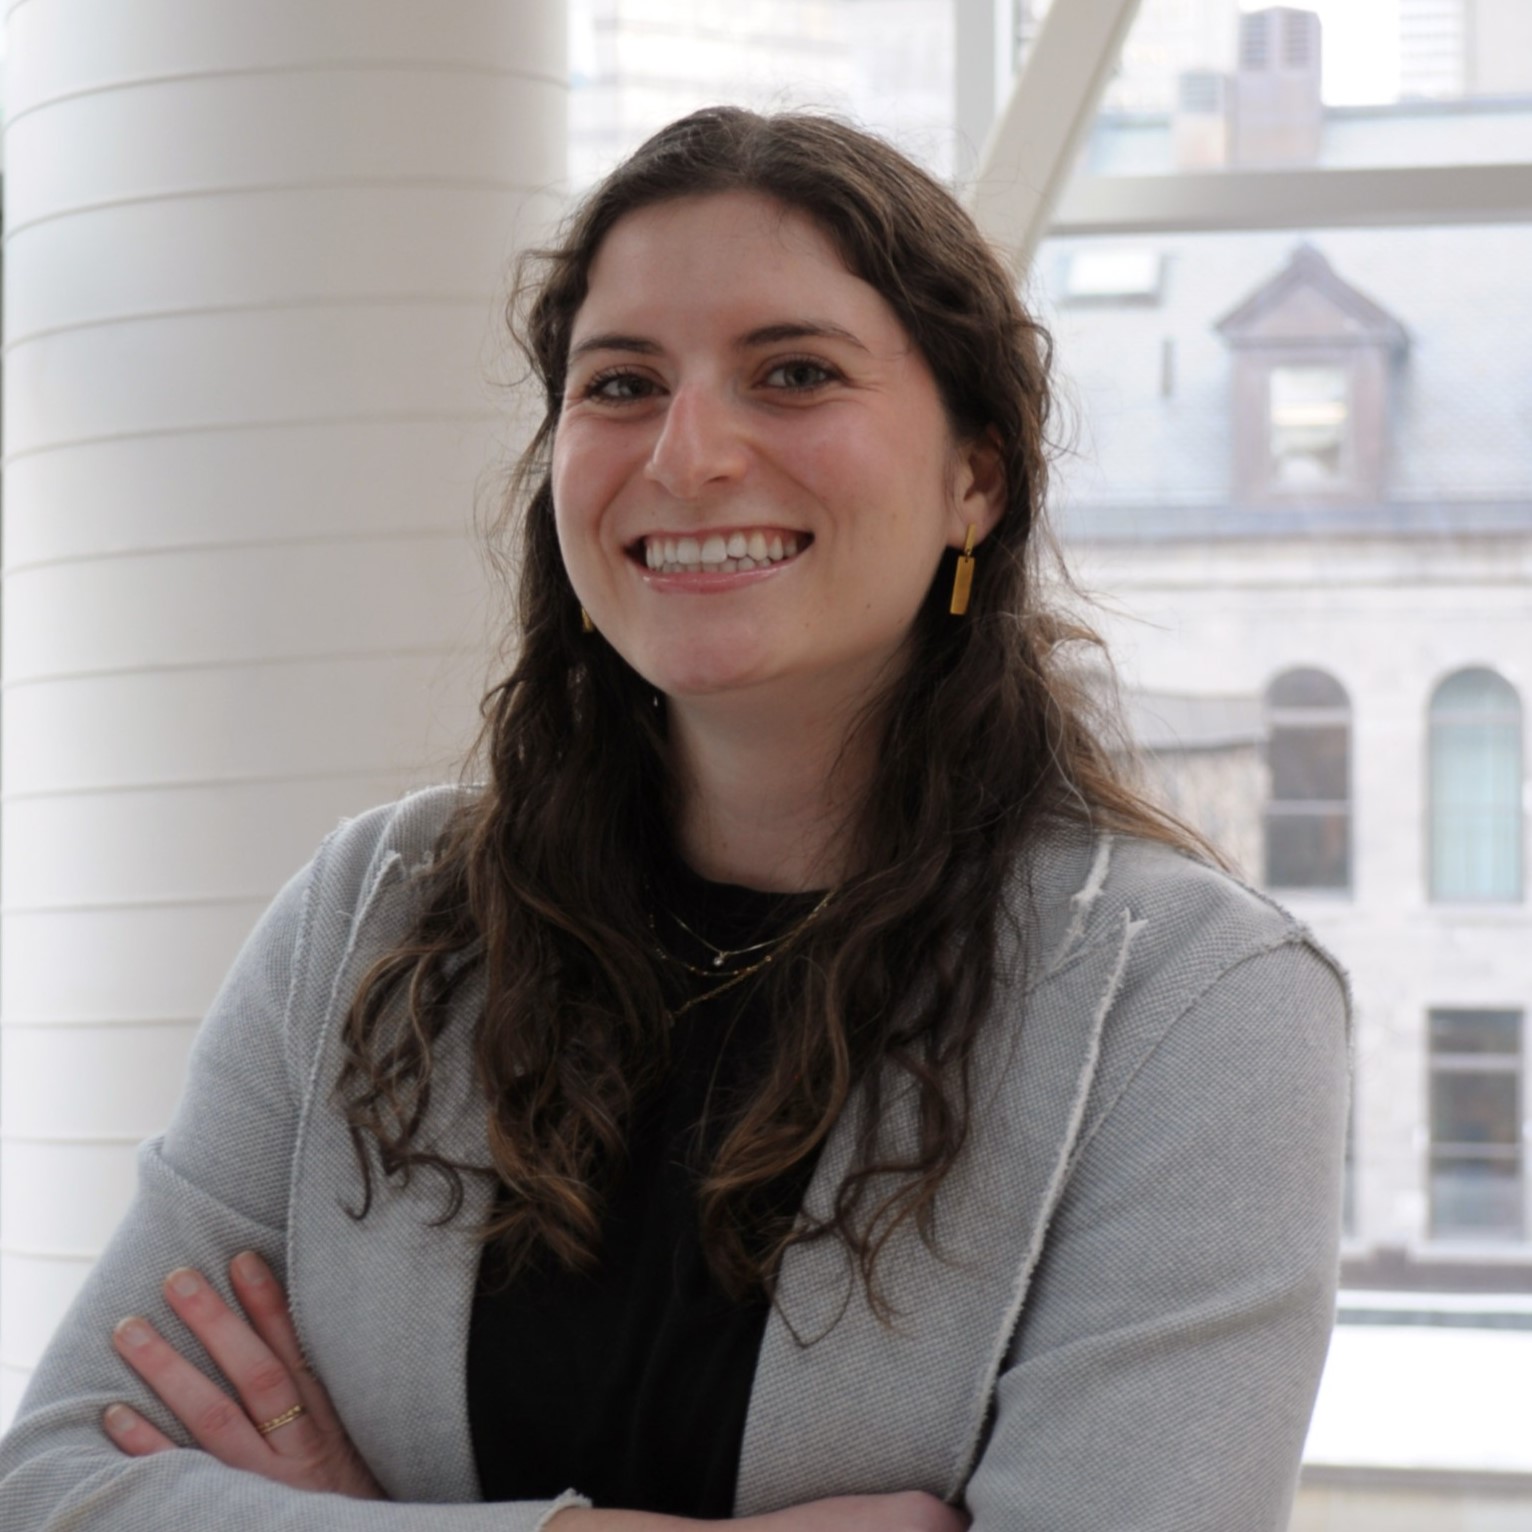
{"left": 549, "top": 430, "right": 572, "bottom": 520}
{"left": 796, "top": 422, "right": 944, "bottom": 522}
{"left": 550, "top": 429, "right": 612, "bottom": 563}
{"left": 549, "top": 427, "right": 585, "bottom": 522}
{"left": 552, "top": 419, "right": 649, "bottom": 535}
{"left": 827, "top": 403, "right": 954, "bottom": 528}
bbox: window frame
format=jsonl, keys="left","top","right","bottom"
{"left": 1426, "top": 667, "right": 1526, "bottom": 906}
{"left": 1426, "top": 1007, "right": 1526, "bottom": 1244}
{"left": 1262, "top": 668, "right": 1354, "bottom": 895}
{"left": 1264, "top": 357, "right": 1358, "bottom": 495}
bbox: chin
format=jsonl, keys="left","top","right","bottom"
{"left": 653, "top": 661, "right": 775, "bottom": 701}
{"left": 630, "top": 630, "right": 781, "bottom": 700}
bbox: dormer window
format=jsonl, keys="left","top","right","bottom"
{"left": 1216, "top": 244, "right": 1408, "bottom": 506}
{"left": 1269, "top": 364, "right": 1350, "bottom": 487}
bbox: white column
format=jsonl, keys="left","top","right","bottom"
{"left": 953, "top": 0, "right": 1017, "bottom": 187}
{"left": 968, "top": 0, "right": 1144, "bottom": 271}
{"left": 0, "top": 0, "right": 566, "bottom": 1426}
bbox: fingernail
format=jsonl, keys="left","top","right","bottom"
{"left": 114, "top": 1317, "right": 152, "bottom": 1349}
{"left": 103, "top": 1404, "right": 136, "bottom": 1434}
{"left": 233, "top": 1250, "right": 268, "bottom": 1285}
{"left": 166, "top": 1268, "right": 201, "bottom": 1298}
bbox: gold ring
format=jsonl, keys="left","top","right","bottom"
{"left": 255, "top": 1402, "right": 306, "bottom": 1436}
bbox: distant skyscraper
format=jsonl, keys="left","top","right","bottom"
{"left": 1400, "top": 0, "right": 1466, "bottom": 98}
{"left": 567, "top": 0, "right": 852, "bottom": 189}
{"left": 1466, "top": 0, "right": 1532, "bottom": 96}
{"left": 1401, "top": 0, "right": 1532, "bottom": 99}
{"left": 567, "top": 0, "right": 956, "bottom": 189}
{"left": 1017, "top": 0, "right": 1239, "bottom": 112}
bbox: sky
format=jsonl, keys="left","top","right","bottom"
{"left": 1247, "top": 0, "right": 1404, "bottom": 104}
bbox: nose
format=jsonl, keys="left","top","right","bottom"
{"left": 643, "top": 382, "right": 749, "bottom": 500}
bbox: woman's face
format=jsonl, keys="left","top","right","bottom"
{"left": 552, "top": 190, "right": 997, "bottom": 710}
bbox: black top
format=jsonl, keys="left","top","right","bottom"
{"left": 467, "top": 862, "right": 826, "bottom": 1517}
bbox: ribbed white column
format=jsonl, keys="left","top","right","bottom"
{"left": 0, "top": 0, "right": 566, "bottom": 1426}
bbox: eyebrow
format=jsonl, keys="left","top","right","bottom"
{"left": 567, "top": 332, "right": 662, "bottom": 364}
{"left": 739, "top": 320, "right": 869, "bottom": 353}
{"left": 566, "top": 319, "right": 869, "bottom": 365}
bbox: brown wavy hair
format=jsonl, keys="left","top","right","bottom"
{"left": 335, "top": 107, "right": 1217, "bottom": 1313}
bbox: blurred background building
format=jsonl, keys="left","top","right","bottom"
{"left": 1040, "top": 0, "right": 1532, "bottom": 1285}
{"left": 567, "top": 0, "right": 958, "bottom": 185}
{"left": 1030, "top": 4, "right": 1532, "bottom": 1520}
{"left": 1400, "top": 0, "right": 1532, "bottom": 100}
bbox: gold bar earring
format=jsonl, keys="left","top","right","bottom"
{"left": 580, "top": 606, "right": 594, "bottom": 633}
{"left": 949, "top": 525, "right": 977, "bottom": 616}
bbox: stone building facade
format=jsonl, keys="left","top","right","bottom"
{"left": 1040, "top": 86, "right": 1532, "bottom": 1290}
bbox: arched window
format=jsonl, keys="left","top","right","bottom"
{"left": 1264, "top": 668, "right": 1351, "bottom": 891}
{"left": 1429, "top": 668, "right": 1524, "bottom": 902}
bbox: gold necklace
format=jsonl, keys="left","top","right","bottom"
{"left": 652, "top": 886, "right": 837, "bottom": 1020}
{"left": 666, "top": 908, "right": 805, "bottom": 970}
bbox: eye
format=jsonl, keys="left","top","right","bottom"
{"left": 762, "top": 357, "right": 837, "bottom": 392}
{"left": 579, "top": 368, "right": 659, "bottom": 404}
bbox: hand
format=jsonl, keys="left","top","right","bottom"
{"left": 550, "top": 1491, "right": 969, "bottom": 1532}
{"left": 750, "top": 1492, "right": 969, "bottom": 1532}
{"left": 103, "top": 1250, "right": 386, "bottom": 1500}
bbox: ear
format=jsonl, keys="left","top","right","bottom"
{"left": 947, "top": 426, "right": 1007, "bottom": 547}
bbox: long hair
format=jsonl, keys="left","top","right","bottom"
{"left": 335, "top": 108, "right": 1217, "bottom": 1311}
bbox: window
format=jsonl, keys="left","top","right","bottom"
{"left": 1178, "top": 70, "right": 1224, "bottom": 115}
{"left": 1269, "top": 364, "right": 1350, "bottom": 487}
{"left": 1061, "top": 247, "right": 1164, "bottom": 304}
{"left": 1264, "top": 668, "right": 1351, "bottom": 891}
{"left": 1216, "top": 244, "right": 1408, "bottom": 505}
{"left": 1282, "top": 10, "right": 1317, "bottom": 69}
{"left": 1428, "top": 1009, "right": 1524, "bottom": 1241}
{"left": 1239, "top": 12, "right": 1270, "bottom": 72}
{"left": 1429, "top": 668, "right": 1524, "bottom": 902}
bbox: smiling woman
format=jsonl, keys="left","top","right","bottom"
{"left": 551, "top": 190, "right": 1000, "bottom": 876}
{"left": 0, "top": 109, "right": 1351, "bottom": 1532}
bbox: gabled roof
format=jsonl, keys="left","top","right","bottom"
{"left": 1215, "top": 243, "right": 1410, "bottom": 351}
{"left": 1034, "top": 222, "right": 1532, "bottom": 517}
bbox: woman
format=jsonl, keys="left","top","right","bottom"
{"left": 0, "top": 109, "right": 1350, "bottom": 1531}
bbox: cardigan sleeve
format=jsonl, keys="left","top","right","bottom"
{"left": 0, "top": 816, "right": 588, "bottom": 1532}
{"left": 962, "top": 935, "right": 1351, "bottom": 1532}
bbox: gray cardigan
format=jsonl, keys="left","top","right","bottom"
{"left": 0, "top": 786, "right": 1351, "bottom": 1531}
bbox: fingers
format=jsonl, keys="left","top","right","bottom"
{"left": 228, "top": 1251, "right": 306, "bottom": 1373}
{"left": 101, "top": 1402, "right": 177, "bottom": 1456}
{"left": 161, "top": 1265, "right": 315, "bottom": 1443}
{"left": 108, "top": 1261, "right": 323, "bottom": 1465}
{"left": 105, "top": 1262, "right": 388, "bottom": 1500}
{"left": 226, "top": 1252, "right": 342, "bottom": 1432}
{"left": 111, "top": 1313, "right": 273, "bottom": 1471}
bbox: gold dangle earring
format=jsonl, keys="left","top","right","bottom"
{"left": 949, "top": 525, "right": 977, "bottom": 616}
{"left": 580, "top": 606, "right": 594, "bottom": 633}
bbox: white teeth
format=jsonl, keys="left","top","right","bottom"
{"left": 641, "top": 530, "right": 806, "bottom": 573}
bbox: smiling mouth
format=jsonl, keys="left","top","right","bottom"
{"left": 631, "top": 529, "right": 810, "bottom": 574}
